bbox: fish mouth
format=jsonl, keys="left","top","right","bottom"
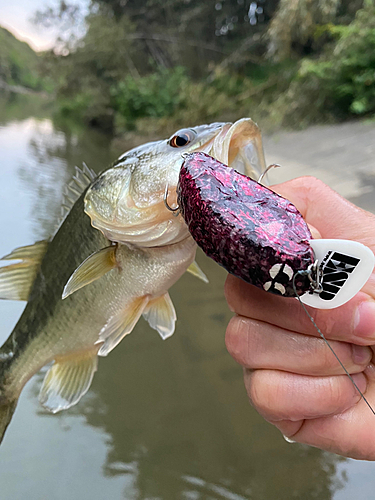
{"left": 197, "top": 118, "right": 266, "bottom": 180}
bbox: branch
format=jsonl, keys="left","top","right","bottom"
{"left": 127, "top": 33, "right": 230, "bottom": 55}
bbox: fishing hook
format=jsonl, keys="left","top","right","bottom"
{"left": 258, "top": 164, "right": 281, "bottom": 185}
{"left": 164, "top": 183, "right": 181, "bottom": 216}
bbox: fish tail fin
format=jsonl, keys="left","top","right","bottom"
{"left": 0, "top": 397, "right": 18, "bottom": 445}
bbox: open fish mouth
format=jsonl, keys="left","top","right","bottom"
{"left": 198, "top": 118, "right": 266, "bottom": 180}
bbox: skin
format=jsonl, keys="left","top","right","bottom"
{"left": 224, "top": 176, "right": 375, "bottom": 461}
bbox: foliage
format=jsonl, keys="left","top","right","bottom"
{"left": 112, "top": 67, "right": 188, "bottom": 127}
{"left": 281, "top": 0, "right": 375, "bottom": 126}
{"left": 34, "top": 0, "right": 280, "bottom": 79}
{"left": 44, "top": 11, "right": 139, "bottom": 131}
{"left": 79, "top": 0, "right": 279, "bottom": 75}
{"left": 27, "top": 0, "right": 375, "bottom": 133}
{"left": 0, "top": 27, "right": 47, "bottom": 91}
{"left": 267, "top": 0, "right": 342, "bottom": 60}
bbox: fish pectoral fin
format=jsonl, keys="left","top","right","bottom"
{"left": 38, "top": 347, "right": 99, "bottom": 413}
{"left": 186, "top": 261, "right": 209, "bottom": 283}
{"left": 62, "top": 246, "right": 117, "bottom": 299}
{"left": 142, "top": 292, "right": 176, "bottom": 340}
{"left": 0, "top": 240, "right": 49, "bottom": 301}
{"left": 97, "top": 296, "right": 149, "bottom": 357}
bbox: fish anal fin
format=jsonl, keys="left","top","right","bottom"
{"left": 0, "top": 240, "right": 49, "bottom": 301}
{"left": 62, "top": 246, "right": 117, "bottom": 299}
{"left": 186, "top": 261, "right": 209, "bottom": 283}
{"left": 142, "top": 292, "right": 176, "bottom": 340}
{"left": 97, "top": 296, "right": 149, "bottom": 357}
{"left": 38, "top": 347, "right": 99, "bottom": 413}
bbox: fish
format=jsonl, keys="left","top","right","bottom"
{"left": 0, "top": 118, "right": 266, "bottom": 444}
{"left": 177, "top": 152, "right": 314, "bottom": 297}
{"left": 83, "top": 118, "right": 266, "bottom": 247}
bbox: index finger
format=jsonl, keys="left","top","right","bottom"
{"left": 272, "top": 176, "right": 375, "bottom": 250}
{"left": 273, "top": 176, "right": 375, "bottom": 296}
{"left": 225, "top": 274, "right": 375, "bottom": 346}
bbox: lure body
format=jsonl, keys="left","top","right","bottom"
{"left": 177, "top": 152, "right": 315, "bottom": 296}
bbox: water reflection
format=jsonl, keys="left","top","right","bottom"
{"left": 0, "top": 94, "right": 352, "bottom": 499}
{"left": 74, "top": 257, "right": 345, "bottom": 499}
{"left": 16, "top": 118, "right": 118, "bottom": 239}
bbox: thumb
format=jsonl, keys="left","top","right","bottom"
{"left": 271, "top": 176, "right": 375, "bottom": 250}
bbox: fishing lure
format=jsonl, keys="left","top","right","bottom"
{"left": 172, "top": 151, "right": 375, "bottom": 416}
{"left": 175, "top": 151, "right": 316, "bottom": 297}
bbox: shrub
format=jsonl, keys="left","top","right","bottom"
{"left": 283, "top": 0, "right": 375, "bottom": 125}
{"left": 112, "top": 67, "right": 188, "bottom": 127}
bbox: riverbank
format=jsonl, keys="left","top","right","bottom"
{"left": 265, "top": 119, "right": 375, "bottom": 211}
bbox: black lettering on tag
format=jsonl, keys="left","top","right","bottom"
{"left": 320, "top": 252, "right": 360, "bottom": 301}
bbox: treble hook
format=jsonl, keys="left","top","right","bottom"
{"left": 164, "top": 183, "right": 181, "bottom": 216}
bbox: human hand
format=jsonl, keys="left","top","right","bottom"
{"left": 224, "top": 176, "right": 375, "bottom": 460}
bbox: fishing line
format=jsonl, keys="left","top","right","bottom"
{"left": 293, "top": 270, "right": 375, "bottom": 417}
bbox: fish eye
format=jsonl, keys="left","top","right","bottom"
{"left": 168, "top": 129, "right": 196, "bottom": 148}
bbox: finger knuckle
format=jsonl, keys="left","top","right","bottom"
{"left": 225, "top": 316, "right": 257, "bottom": 366}
{"left": 316, "top": 339, "right": 346, "bottom": 374}
{"left": 248, "top": 371, "right": 277, "bottom": 416}
{"left": 225, "top": 316, "right": 241, "bottom": 355}
{"left": 326, "top": 377, "right": 345, "bottom": 408}
{"left": 296, "top": 176, "right": 327, "bottom": 196}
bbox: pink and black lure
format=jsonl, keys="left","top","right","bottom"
{"left": 176, "top": 152, "right": 315, "bottom": 297}
{"left": 176, "top": 152, "right": 375, "bottom": 416}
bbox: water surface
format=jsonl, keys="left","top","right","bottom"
{"left": 0, "top": 94, "right": 374, "bottom": 499}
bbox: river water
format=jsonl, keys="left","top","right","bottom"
{"left": 0, "top": 93, "right": 374, "bottom": 499}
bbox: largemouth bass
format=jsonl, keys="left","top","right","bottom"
{"left": 0, "top": 119, "right": 266, "bottom": 444}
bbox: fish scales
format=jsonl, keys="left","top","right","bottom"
{"left": 1, "top": 191, "right": 195, "bottom": 394}
{"left": 177, "top": 152, "right": 314, "bottom": 296}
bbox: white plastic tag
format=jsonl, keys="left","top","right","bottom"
{"left": 299, "top": 239, "right": 375, "bottom": 309}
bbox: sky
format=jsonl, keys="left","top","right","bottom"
{"left": 0, "top": 0, "right": 88, "bottom": 51}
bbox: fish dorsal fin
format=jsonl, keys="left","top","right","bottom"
{"left": 0, "top": 240, "right": 49, "bottom": 301}
{"left": 142, "top": 292, "right": 176, "bottom": 340}
{"left": 39, "top": 347, "right": 99, "bottom": 413}
{"left": 58, "top": 163, "right": 96, "bottom": 229}
{"left": 97, "top": 296, "right": 149, "bottom": 357}
{"left": 186, "top": 261, "right": 209, "bottom": 283}
{"left": 62, "top": 246, "right": 117, "bottom": 299}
